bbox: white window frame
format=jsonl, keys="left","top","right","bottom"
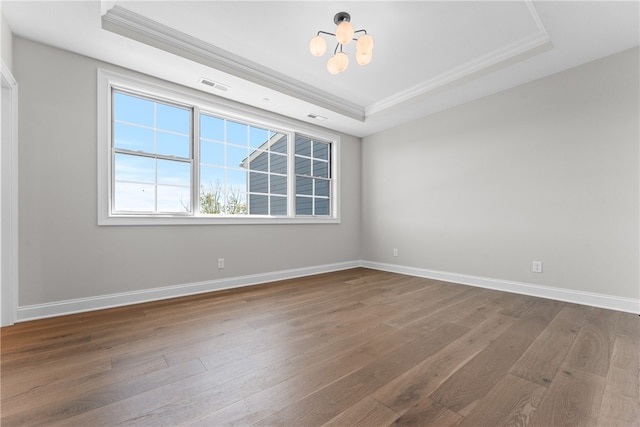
{"left": 97, "top": 69, "right": 340, "bottom": 225}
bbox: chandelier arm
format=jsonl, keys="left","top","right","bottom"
{"left": 333, "top": 43, "right": 342, "bottom": 55}
{"left": 317, "top": 30, "right": 336, "bottom": 37}
{"left": 352, "top": 29, "right": 368, "bottom": 42}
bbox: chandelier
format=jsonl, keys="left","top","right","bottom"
{"left": 309, "top": 12, "right": 375, "bottom": 74}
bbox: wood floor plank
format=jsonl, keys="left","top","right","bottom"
{"left": 428, "top": 298, "right": 564, "bottom": 416}
{"left": 133, "top": 323, "right": 428, "bottom": 426}
{"left": 0, "top": 355, "right": 113, "bottom": 400}
{"left": 373, "top": 312, "right": 517, "bottom": 414}
{"left": 251, "top": 321, "right": 470, "bottom": 426}
{"left": 2, "top": 359, "right": 206, "bottom": 427}
{"left": 510, "top": 304, "right": 592, "bottom": 386}
{"left": 322, "top": 396, "right": 400, "bottom": 427}
{"left": 565, "top": 307, "right": 618, "bottom": 377}
{"left": 615, "top": 311, "right": 640, "bottom": 338}
{"left": 1, "top": 357, "right": 168, "bottom": 419}
{"left": 430, "top": 288, "right": 502, "bottom": 328}
{"left": 597, "top": 391, "right": 639, "bottom": 427}
{"left": 608, "top": 333, "right": 640, "bottom": 398}
{"left": 596, "top": 331, "right": 640, "bottom": 426}
{"left": 1, "top": 323, "right": 158, "bottom": 371}
{"left": 390, "top": 397, "right": 462, "bottom": 427}
{"left": 1, "top": 268, "right": 634, "bottom": 426}
{"left": 457, "top": 374, "right": 546, "bottom": 427}
{"left": 527, "top": 364, "right": 607, "bottom": 427}
{"left": 383, "top": 284, "right": 477, "bottom": 328}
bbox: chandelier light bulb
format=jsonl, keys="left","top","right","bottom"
{"left": 327, "top": 52, "right": 349, "bottom": 74}
{"left": 334, "top": 51, "right": 349, "bottom": 72}
{"left": 309, "top": 35, "right": 327, "bottom": 57}
{"left": 327, "top": 55, "right": 339, "bottom": 74}
{"left": 356, "top": 50, "right": 373, "bottom": 65}
{"left": 335, "top": 20, "right": 355, "bottom": 45}
{"left": 356, "top": 34, "right": 374, "bottom": 54}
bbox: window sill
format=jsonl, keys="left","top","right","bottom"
{"left": 98, "top": 214, "right": 341, "bottom": 226}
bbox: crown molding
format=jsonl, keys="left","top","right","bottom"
{"left": 101, "top": 5, "right": 365, "bottom": 121}
{"left": 366, "top": 1, "right": 551, "bottom": 116}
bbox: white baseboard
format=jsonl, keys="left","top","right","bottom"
{"left": 16, "top": 260, "right": 639, "bottom": 322}
{"left": 362, "top": 261, "right": 640, "bottom": 314}
{"left": 16, "top": 261, "right": 361, "bottom": 322}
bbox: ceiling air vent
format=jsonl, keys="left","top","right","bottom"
{"left": 307, "top": 113, "right": 328, "bottom": 121}
{"left": 199, "top": 78, "right": 229, "bottom": 92}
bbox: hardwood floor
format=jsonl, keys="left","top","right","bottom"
{"left": 1, "top": 268, "right": 638, "bottom": 426}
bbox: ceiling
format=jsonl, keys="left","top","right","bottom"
{"left": 2, "top": 1, "right": 639, "bottom": 137}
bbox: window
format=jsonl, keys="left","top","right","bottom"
{"left": 98, "top": 69, "right": 339, "bottom": 225}
{"left": 112, "top": 91, "right": 192, "bottom": 214}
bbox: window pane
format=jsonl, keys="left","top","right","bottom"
{"left": 248, "top": 151, "right": 269, "bottom": 172}
{"left": 227, "top": 121, "right": 247, "bottom": 145}
{"left": 271, "top": 196, "right": 287, "bottom": 215}
{"left": 225, "top": 192, "right": 247, "bottom": 215}
{"left": 315, "top": 198, "right": 330, "bottom": 216}
{"left": 200, "top": 114, "right": 224, "bottom": 141}
{"left": 157, "top": 131, "right": 190, "bottom": 158}
{"left": 271, "top": 134, "right": 287, "bottom": 153}
{"left": 114, "top": 123, "right": 154, "bottom": 153}
{"left": 250, "top": 172, "right": 268, "bottom": 194}
{"left": 114, "top": 182, "right": 155, "bottom": 211}
{"left": 200, "top": 165, "right": 225, "bottom": 190}
{"left": 228, "top": 145, "right": 250, "bottom": 169}
{"left": 295, "top": 156, "right": 311, "bottom": 176}
{"left": 199, "top": 182, "right": 224, "bottom": 214}
{"left": 226, "top": 169, "right": 248, "bottom": 192}
{"left": 313, "top": 160, "right": 329, "bottom": 178}
{"left": 250, "top": 126, "right": 269, "bottom": 149}
{"left": 296, "top": 176, "right": 313, "bottom": 195}
{"left": 200, "top": 140, "right": 224, "bottom": 166}
{"left": 271, "top": 153, "right": 287, "bottom": 174}
{"left": 114, "top": 92, "right": 154, "bottom": 127}
{"left": 157, "top": 185, "right": 190, "bottom": 212}
{"left": 296, "top": 196, "right": 312, "bottom": 215}
{"left": 295, "top": 136, "right": 311, "bottom": 156}
{"left": 315, "top": 179, "right": 329, "bottom": 197}
{"left": 270, "top": 175, "right": 287, "bottom": 195}
{"left": 156, "top": 103, "right": 190, "bottom": 134}
{"left": 313, "top": 142, "right": 329, "bottom": 160}
{"left": 249, "top": 194, "right": 268, "bottom": 215}
{"left": 114, "top": 153, "right": 155, "bottom": 183}
{"left": 157, "top": 159, "right": 190, "bottom": 186}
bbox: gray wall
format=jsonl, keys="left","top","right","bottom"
{"left": 13, "top": 35, "right": 640, "bottom": 308}
{"left": 362, "top": 47, "right": 639, "bottom": 300}
{"left": 15, "top": 37, "right": 362, "bottom": 306}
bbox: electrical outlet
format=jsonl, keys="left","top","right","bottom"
{"left": 393, "top": 248, "right": 398, "bottom": 257}
{"left": 218, "top": 258, "right": 225, "bottom": 269}
{"left": 532, "top": 261, "right": 543, "bottom": 273}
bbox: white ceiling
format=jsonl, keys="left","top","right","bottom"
{"left": 2, "top": 1, "right": 639, "bottom": 137}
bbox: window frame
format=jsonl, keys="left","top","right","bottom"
{"left": 98, "top": 69, "right": 340, "bottom": 225}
